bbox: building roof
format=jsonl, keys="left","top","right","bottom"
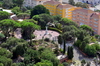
{"left": 57, "top": 4, "right": 73, "bottom": 8}
{"left": 90, "top": 13, "right": 100, "bottom": 18}
{"left": 73, "top": 8, "right": 94, "bottom": 15}
{"left": 43, "top": 0, "right": 61, "bottom": 5}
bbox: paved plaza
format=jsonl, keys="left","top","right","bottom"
{"left": 33, "top": 30, "right": 60, "bottom": 40}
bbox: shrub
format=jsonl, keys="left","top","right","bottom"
{"left": 84, "top": 45, "right": 96, "bottom": 56}
{"left": 59, "top": 48, "right": 63, "bottom": 53}
{"left": 74, "top": 40, "right": 81, "bottom": 48}
{"left": 48, "top": 27, "right": 62, "bottom": 33}
{"left": 63, "top": 62, "right": 69, "bottom": 66}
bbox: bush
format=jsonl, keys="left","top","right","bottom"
{"left": 91, "top": 44, "right": 100, "bottom": 51}
{"left": 59, "top": 48, "right": 63, "bottom": 53}
{"left": 74, "top": 40, "right": 81, "bottom": 48}
{"left": 12, "top": 6, "right": 22, "bottom": 15}
{"left": 48, "top": 27, "right": 62, "bottom": 33}
{"left": 84, "top": 45, "right": 96, "bottom": 56}
{"left": 63, "top": 62, "right": 69, "bottom": 66}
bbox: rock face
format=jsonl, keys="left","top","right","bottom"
{"left": 63, "top": 0, "right": 100, "bottom": 5}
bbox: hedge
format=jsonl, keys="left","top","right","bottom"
{"left": 41, "top": 27, "right": 62, "bottom": 34}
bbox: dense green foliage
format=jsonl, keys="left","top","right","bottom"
{"left": 67, "top": 46, "right": 73, "bottom": 59}
{"left": 0, "top": 33, "right": 5, "bottom": 40}
{"left": 30, "top": 5, "right": 50, "bottom": 18}
{"left": 21, "top": 20, "right": 40, "bottom": 40}
{"left": 17, "top": 13, "right": 30, "bottom": 19}
{"left": 0, "top": 56, "right": 12, "bottom": 66}
{"left": 2, "top": 0, "right": 13, "bottom": 8}
{"left": 0, "top": 11, "right": 10, "bottom": 20}
{"left": 33, "top": 14, "right": 54, "bottom": 27}
{"left": 12, "top": 6, "right": 22, "bottom": 15}
{"left": 0, "top": 5, "right": 99, "bottom": 66}
{"left": 13, "top": 0, "right": 24, "bottom": 7}
{"left": 75, "top": 2, "right": 88, "bottom": 8}
{"left": 0, "top": 19, "right": 20, "bottom": 37}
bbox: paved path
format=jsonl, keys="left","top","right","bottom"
{"left": 60, "top": 42, "right": 93, "bottom": 61}
{"left": 14, "top": 29, "right": 60, "bottom": 40}
{"left": 60, "top": 43, "right": 98, "bottom": 66}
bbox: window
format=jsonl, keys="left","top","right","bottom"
{"left": 60, "top": 8, "right": 62, "bottom": 10}
{"left": 73, "top": 12, "right": 76, "bottom": 14}
{"left": 94, "top": 25, "right": 98, "bottom": 27}
{"left": 94, "top": 29, "right": 97, "bottom": 31}
{"left": 94, "top": 22, "right": 98, "bottom": 24}
{"left": 73, "top": 18, "right": 76, "bottom": 20}
{"left": 94, "top": 19, "right": 98, "bottom": 21}
{"left": 73, "top": 15, "right": 75, "bottom": 17}
{"left": 80, "top": 23, "right": 84, "bottom": 25}
{"left": 90, "top": 24, "right": 92, "bottom": 26}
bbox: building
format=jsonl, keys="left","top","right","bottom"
{"left": 43, "top": 0, "right": 61, "bottom": 16}
{"left": 43, "top": 0, "right": 81, "bottom": 19}
{"left": 56, "top": 4, "right": 73, "bottom": 19}
{"left": 90, "top": 13, "right": 100, "bottom": 34}
{"left": 23, "top": 0, "right": 50, "bottom": 8}
{"left": 56, "top": 4, "right": 81, "bottom": 19}
{"left": 72, "top": 8, "right": 100, "bottom": 35}
{"left": 63, "top": 0, "right": 100, "bottom": 6}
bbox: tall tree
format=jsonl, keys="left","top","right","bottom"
{"left": 33, "top": 14, "right": 54, "bottom": 27}
{"left": 67, "top": 46, "right": 73, "bottom": 59}
{"left": 0, "top": 19, "right": 20, "bottom": 37}
{"left": 30, "top": 5, "right": 50, "bottom": 18}
{"left": 21, "top": 21, "right": 40, "bottom": 43}
{"left": 0, "top": 11, "right": 10, "bottom": 20}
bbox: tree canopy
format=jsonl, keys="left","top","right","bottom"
{"left": 0, "top": 11, "right": 10, "bottom": 20}
{"left": 33, "top": 14, "right": 53, "bottom": 27}
{"left": 30, "top": 5, "right": 50, "bottom": 18}
{"left": 0, "top": 19, "right": 20, "bottom": 37}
